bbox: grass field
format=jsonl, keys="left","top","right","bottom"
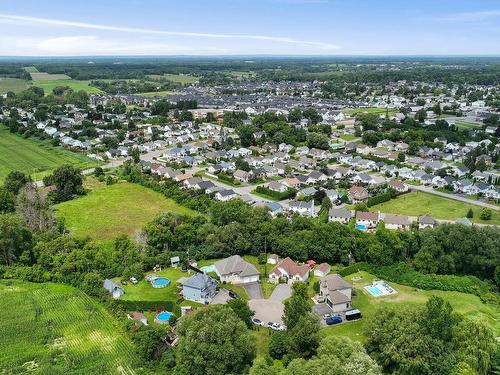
{"left": 0, "top": 280, "right": 139, "bottom": 374}
{"left": 323, "top": 271, "right": 499, "bottom": 342}
{"left": 455, "top": 121, "right": 483, "bottom": 130}
{"left": 148, "top": 74, "right": 198, "bottom": 84}
{"left": 342, "top": 107, "right": 399, "bottom": 116}
{"left": 29, "top": 72, "right": 72, "bottom": 80}
{"left": 0, "top": 77, "right": 29, "bottom": 93}
{"left": 370, "top": 191, "right": 500, "bottom": 225}
{"left": 23, "top": 66, "right": 39, "bottom": 73}
{"left": 32, "top": 79, "right": 103, "bottom": 95}
{"left": 56, "top": 181, "right": 197, "bottom": 240}
{"left": 135, "top": 90, "right": 172, "bottom": 97}
{"left": 0, "top": 126, "right": 97, "bottom": 183}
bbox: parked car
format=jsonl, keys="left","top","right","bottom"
{"left": 129, "top": 277, "right": 138, "bottom": 285}
{"left": 325, "top": 315, "right": 342, "bottom": 325}
{"left": 228, "top": 290, "right": 240, "bottom": 299}
{"left": 267, "top": 322, "right": 275, "bottom": 329}
{"left": 323, "top": 313, "right": 331, "bottom": 320}
{"left": 121, "top": 280, "right": 128, "bottom": 286}
{"left": 252, "top": 318, "right": 263, "bottom": 326}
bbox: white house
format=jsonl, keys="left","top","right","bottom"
{"left": 214, "top": 255, "right": 260, "bottom": 284}
{"left": 269, "top": 257, "right": 310, "bottom": 284}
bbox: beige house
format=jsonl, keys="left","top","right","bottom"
{"left": 319, "top": 274, "right": 352, "bottom": 312}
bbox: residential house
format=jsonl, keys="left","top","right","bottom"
{"left": 318, "top": 274, "right": 352, "bottom": 312}
{"left": 355, "top": 211, "right": 379, "bottom": 228}
{"left": 268, "top": 181, "right": 288, "bottom": 193}
{"left": 388, "top": 180, "right": 408, "bottom": 193}
{"left": 288, "top": 200, "right": 315, "bottom": 217}
{"left": 314, "top": 263, "right": 331, "bottom": 277}
{"left": 215, "top": 189, "right": 237, "bottom": 201}
{"left": 234, "top": 169, "right": 252, "bottom": 183}
{"left": 348, "top": 186, "right": 369, "bottom": 203}
{"left": 383, "top": 214, "right": 411, "bottom": 230}
{"left": 214, "top": 255, "right": 260, "bottom": 284}
{"left": 181, "top": 273, "right": 217, "bottom": 304}
{"left": 418, "top": 215, "right": 438, "bottom": 230}
{"left": 328, "top": 208, "right": 352, "bottom": 224}
{"left": 269, "top": 257, "right": 310, "bottom": 284}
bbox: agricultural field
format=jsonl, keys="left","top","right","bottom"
{"left": 370, "top": 191, "right": 500, "bottom": 225}
{"left": 23, "top": 66, "right": 39, "bottom": 73}
{"left": 0, "top": 125, "right": 97, "bottom": 183}
{"left": 32, "top": 79, "right": 103, "bottom": 95}
{"left": 0, "top": 280, "right": 140, "bottom": 374}
{"left": 0, "top": 77, "right": 29, "bottom": 93}
{"left": 29, "top": 72, "right": 72, "bottom": 80}
{"left": 148, "top": 74, "right": 198, "bottom": 84}
{"left": 323, "top": 271, "right": 499, "bottom": 342}
{"left": 135, "top": 90, "right": 172, "bottom": 97}
{"left": 56, "top": 180, "right": 197, "bottom": 240}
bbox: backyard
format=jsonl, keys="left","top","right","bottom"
{"left": 0, "top": 125, "right": 97, "bottom": 183}
{"left": 0, "top": 280, "right": 139, "bottom": 374}
{"left": 56, "top": 180, "right": 197, "bottom": 240}
{"left": 322, "top": 271, "right": 499, "bottom": 342}
{"left": 370, "top": 191, "right": 500, "bottom": 225}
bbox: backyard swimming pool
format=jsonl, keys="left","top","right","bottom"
{"left": 200, "top": 265, "right": 216, "bottom": 273}
{"left": 152, "top": 277, "right": 170, "bottom": 288}
{"left": 355, "top": 224, "right": 367, "bottom": 231}
{"left": 364, "top": 280, "right": 397, "bottom": 297}
{"left": 155, "top": 311, "right": 173, "bottom": 324}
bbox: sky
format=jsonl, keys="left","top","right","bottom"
{"left": 0, "top": 0, "right": 499, "bottom": 56}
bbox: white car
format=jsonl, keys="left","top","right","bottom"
{"left": 323, "top": 314, "right": 331, "bottom": 320}
{"left": 129, "top": 277, "right": 138, "bottom": 284}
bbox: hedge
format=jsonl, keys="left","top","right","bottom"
{"left": 114, "top": 300, "right": 181, "bottom": 316}
{"left": 254, "top": 186, "right": 296, "bottom": 200}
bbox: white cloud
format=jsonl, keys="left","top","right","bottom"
{"left": 0, "top": 13, "right": 339, "bottom": 50}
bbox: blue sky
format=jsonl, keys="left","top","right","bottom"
{"left": 0, "top": 0, "right": 499, "bottom": 56}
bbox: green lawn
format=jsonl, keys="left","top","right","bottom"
{"left": 342, "top": 107, "right": 398, "bottom": 116}
{"left": 340, "top": 134, "right": 357, "bottom": 141}
{"left": 0, "top": 126, "right": 97, "bottom": 183}
{"left": 135, "top": 90, "right": 172, "bottom": 97}
{"left": 56, "top": 181, "right": 197, "bottom": 240}
{"left": 455, "top": 121, "right": 483, "bottom": 130}
{"left": 0, "top": 280, "right": 140, "bottom": 374}
{"left": 162, "top": 74, "right": 199, "bottom": 84}
{"left": 0, "top": 77, "right": 29, "bottom": 94}
{"left": 370, "top": 191, "right": 500, "bottom": 225}
{"left": 323, "top": 271, "right": 499, "bottom": 342}
{"left": 32, "top": 79, "right": 102, "bottom": 95}
{"left": 114, "top": 267, "right": 186, "bottom": 302}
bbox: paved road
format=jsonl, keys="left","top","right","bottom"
{"left": 410, "top": 185, "right": 499, "bottom": 211}
{"left": 242, "top": 282, "right": 263, "bottom": 299}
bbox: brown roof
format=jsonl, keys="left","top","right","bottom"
{"left": 388, "top": 180, "right": 406, "bottom": 190}
{"left": 316, "top": 263, "right": 330, "bottom": 273}
{"left": 356, "top": 211, "right": 379, "bottom": 221}
{"left": 270, "top": 257, "right": 309, "bottom": 278}
{"left": 349, "top": 186, "right": 368, "bottom": 199}
{"left": 129, "top": 311, "right": 146, "bottom": 320}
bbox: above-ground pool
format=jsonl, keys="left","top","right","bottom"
{"left": 200, "top": 265, "right": 215, "bottom": 273}
{"left": 152, "top": 277, "right": 170, "bottom": 288}
{"left": 355, "top": 224, "right": 367, "bottom": 231}
{"left": 155, "top": 311, "right": 173, "bottom": 324}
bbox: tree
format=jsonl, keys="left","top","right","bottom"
{"left": 283, "top": 282, "right": 310, "bottom": 330}
{"left": 286, "top": 315, "right": 320, "bottom": 360}
{"left": 0, "top": 187, "right": 15, "bottom": 213}
{"left": 416, "top": 109, "right": 427, "bottom": 122}
{"left": 81, "top": 272, "right": 105, "bottom": 297}
{"left": 227, "top": 298, "right": 254, "bottom": 328}
{"left": 480, "top": 208, "right": 492, "bottom": 221}
{"left": 4, "top": 171, "right": 30, "bottom": 195}
{"left": 249, "top": 357, "right": 278, "bottom": 375}
{"left": 236, "top": 124, "right": 256, "bottom": 147}
{"left": 175, "top": 305, "right": 255, "bottom": 375}
{"left": 269, "top": 331, "right": 289, "bottom": 360}
{"left": 48, "top": 165, "right": 84, "bottom": 203}
{"left": 15, "top": 183, "right": 56, "bottom": 233}
{"left": 476, "top": 159, "right": 487, "bottom": 172}
{"left": 466, "top": 208, "right": 474, "bottom": 219}
{"left": 130, "top": 147, "right": 141, "bottom": 163}
{"left": 306, "top": 132, "right": 329, "bottom": 150}
{"left": 0, "top": 214, "right": 32, "bottom": 266}
{"left": 133, "top": 324, "right": 171, "bottom": 363}
{"left": 94, "top": 167, "right": 104, "bottom": 177}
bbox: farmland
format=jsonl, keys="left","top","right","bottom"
{"left": 56, "top": 180, "right": 197, "bottom": 240}
{"left": 148, "top": 73, "right": 198, "bottom": 84}
{"left": 370, "top": 191, "right": 500, "bottom": 225}
{"left": 323, "top": 271, "right": 499, "bottom": 342}
{"left": 32, "top": 79, "right": 103, "bottom": 95}
{"left": 0, "top": 280, "right": 139, "bottom": 374}
{"left": 342, "top": 107, "right": 399, "bottom": 116}
{"left": 0, "top": 125, "right": 97, "bottom": 183}
{"left": 0, "top": 77, "right": 29, "bottom": 93}
{"left": 30, "top": 72, "right": 72, "bottom": 80}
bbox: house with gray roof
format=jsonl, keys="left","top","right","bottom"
{"left": 318, "top": 274, "right": 352, "bottom": 312}
{"left": 103, "top": 279, "right": 125, "bottom": 299}
{"left": 328, "top": 208, "right": 352, "bottom": 224}
{"left": 214, "top": 255, "right": 260, "bottom": 284}
{"left": 181, "top": 273, "right": 217, "bottom": 304}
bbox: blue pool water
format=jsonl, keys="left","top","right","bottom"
{"left": 200, "top": 265, "right": 215, "bottom": 273}
{"left": 152, "top": 277, "right": 170, "bottom": 287}
{"left": 355, "top": 224, "right": 367, "bottom": 231}
{"left": 366, "top": 286, "right": 383, "bottom": 297}
{"left": 156, "top": 311, "right": 173, "bottom": 322}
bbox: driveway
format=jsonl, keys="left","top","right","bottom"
{"left": 242, "top": 282, "right": 263, "bottom": 299}
{"left": 269, "top": 284, "right": 292, "bottom": 302}
{"left": 249, "top": 299, "right": 285, "bottom": 325}
{"left": 211, "top": 289, "right": 231, "bottom": 305}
